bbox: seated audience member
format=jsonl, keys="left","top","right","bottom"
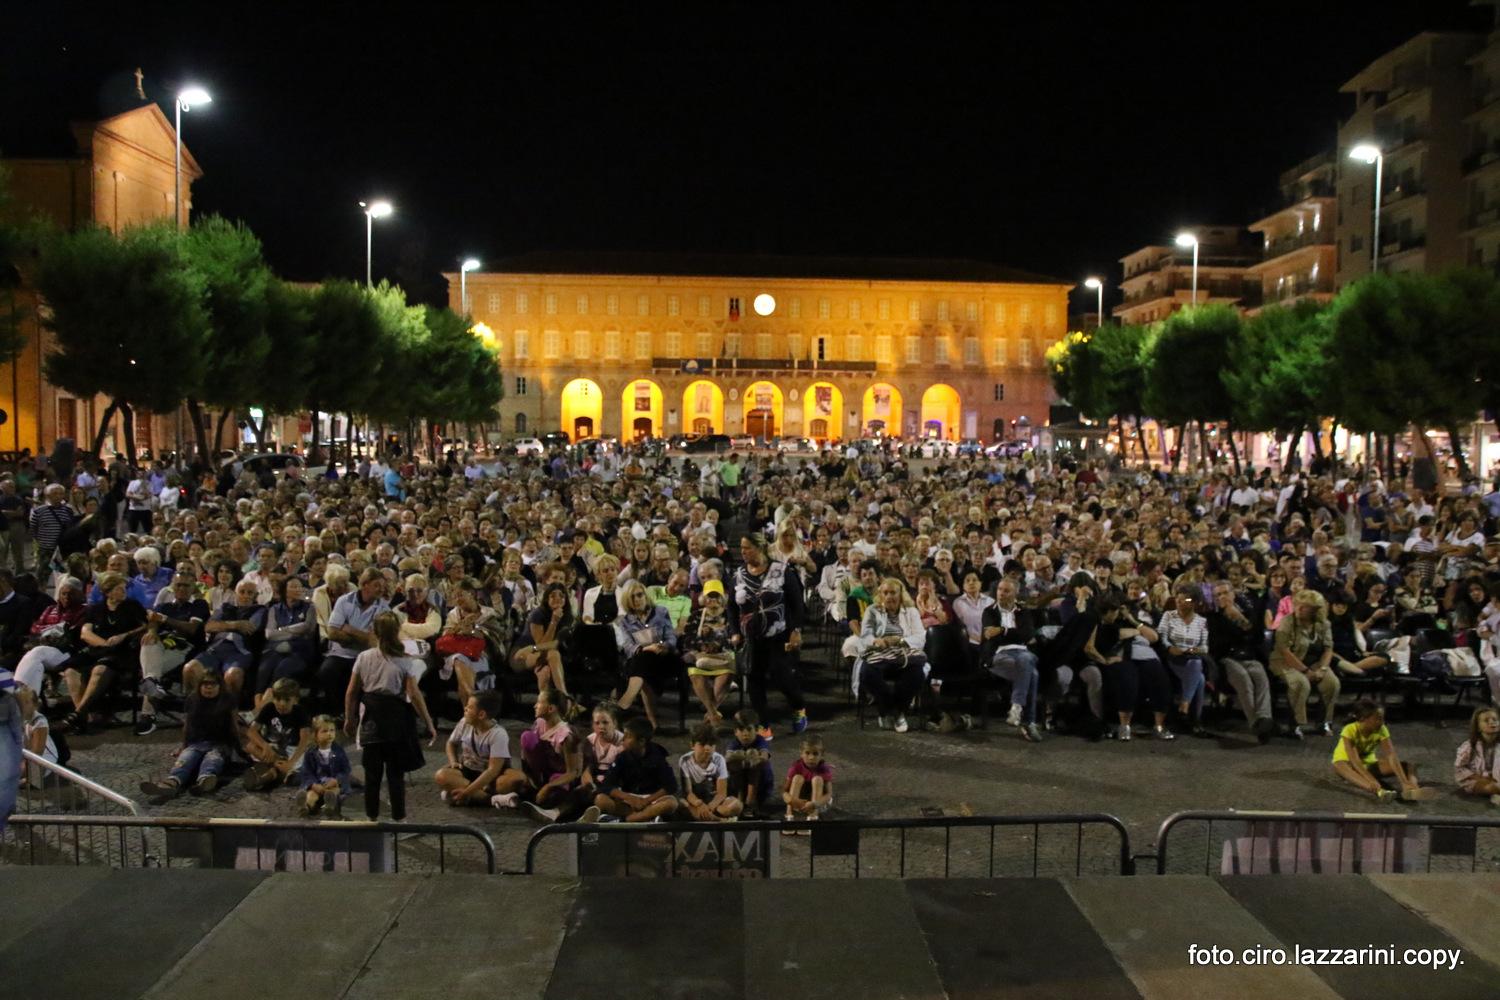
{"left": 242, "top": 677, "right": 313, "bottom": 791}
{"left": 139, "top": 671, "right": 240, "bottom": 804}
{"left": 1330, "top": 698, "right": 1434, "bottom": 803}
{"left": 299, "top": 714, "right": 352, "bottom": 817}
{"left": 1272, "top": 589, "right": 1342, "bottom": 738}
{"left": 1454, "top": 707, "right": 1500, "bottom": 803}
{"left": 255, "top": 575, "right": 319, "bottom": 709}
{"left": 183, "top": 578, "right": 267, "bottom": 699}
{"left": 60, "top": 571, "right": 148, "bottom": 734}
{"left": 724, "top": 708, "right": 775, "bottom": 815}
{"left": 854, "top": 577, "right": 927, "bottom": 734}
{"left": 434, "top": 690, "right": 511, "bottom": 808}
{"left": 588, "top": 717, "right": 678, "bottom": 822}
{"left": 677, "top": 721, "right": 742, "bottom": 821}
{"left": 781, "top": 734, "right": 833, "bottom": 832}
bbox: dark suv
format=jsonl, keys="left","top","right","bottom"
{"left": 683, "top": 434, "right": 732, "bottom": 454}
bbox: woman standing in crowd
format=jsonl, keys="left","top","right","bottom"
{"left": 344, "top": 611, "right": 435, "bottom": 822}
{"left": 729, "top": 533, "right": 808, "bottom": 736}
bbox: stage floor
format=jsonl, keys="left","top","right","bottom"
{"left": 3, "top": 869, "right": 1497, "bottom": 999}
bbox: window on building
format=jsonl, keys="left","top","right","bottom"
{"left": 818, "top": 298, "right": 831, "bottom": 319}
{"left": 992, "top": 339, "right": 1006, "bottom": 366}
{"left": 849, "top": 299, "right": 862, "bottom": 321}
{"left": 727, "top": 296, "right": 741, "bottom": 320}
{"left": 993, "top": 383, "right": 1004, "bottom": 401}
{"left": 966, "top": 302, "right": 978, "bottom": 322}
{"left": 878, "top": 299, "right": 890, "bottom": 320}
{"left": 515, "top": 376, "right": 528, "bottom": 395}
{"left": 875, "top": 334, "right": 892, "bottom": 364}
{"left": 1018, "top": 338, "right": 1032, "bottom": 366}
{"left": 664, "top": 331, "right": 681, "bottom": 356}
{"left": 846, "top": 333, "right": 862, "bottom": 360}
{"left": 790, "top": 298, "right": 801, "bottom": 319}
{"left": 934, "top": 337, "right": 950, "bottom": 364}
{"left": 757, "top": 332, "right": 771, "bottom": 357}
{"left": 698, "top": 295, "right": 710, "bottom": 317}
{"left": 635, "top": 330, "right": 652, "bottom": 359}
{"left": 576, "top": 294, "right": 589, "bottom": 315}
{"left": 1044, "top": 304, "right": 1057, "bottom": 328}
{"left": 1350, "top": 235, "right": 1364, "bottom": 253}
{"left": 908, "top": 300, "right": 921, "bottom": 322}
{"left": 696, "top": 331, "right": 712, "bottom": 356}
{"left": 487, "top": 292, "right": 501, "bottom": 314}
{"left": 637, "top": 294, "right": 650, "bottom": 316}
{"left": 905, "top": 336, "right": 921, "bottom": 363}
{"left": 545, "top": 293, "right": 557, "bottom": 315}
{"left": 725, "top": 331, "right": 741, "bottom": 356}
{"left": 515, "top": 413, "right": 528, "bottom": 433}
{"left": 607, "top": 293, "right": 619, "bottom": 315}
{"left": 1019, "top": 303, "right": 1032, "bottom": 325}
{"left": 516, "top": 292, "right": 529, "bottom": 315}
{"left": 668, "top": 295, "right": 680, "bottom": 316}
{"left": 544, "top": 329, "right": 561, "bottom": 358}
{"left": 787, "top": 333, "right": 803, "bottom": 359}
{"left": 514, "top": 330, "right": 530, "bottom": 359}
{"left": 572, "top": 330, "right": 590, "bottom": 358}
{"left": 605, "top": 330, "right": 621, "bottom": 358}
{"left": 963, "top": 337, "right": 979, "bottom": 365}
{"left": 937, "top": 300, "right": 949, "bottom": 322}
{"left": 815, "top": 336, "right": 827, "bottom": 361}
{"left": 994, "top": 302, "right": 1005, "bottom": 325}
{"left": 1313, "top": 210, "right": 1322, "bottom": 231}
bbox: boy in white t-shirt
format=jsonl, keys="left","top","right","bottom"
{"left": 676, "top": 722, "right": 742, "bottom": 821}
{"left": 434, "top": 690, "right": 511, "bottom": 806}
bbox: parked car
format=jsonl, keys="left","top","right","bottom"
{"left": 541, "top": 431, "right": 572, "bottom": 449}
{"left": 512, "top": 437, "right": 544, "bottom": 455}
{"left": 986, "top": 439, "right": 1031, "bottom": 458}
{"left": 729, "top": 435, "right": 757, "bottom": 450}
{"left": 918, "top": 438, "right": 959, "bottom": 459}
{"left": 668, "top": 433, "right": 700, "bottom": 451}
{"left": 220, "top": 452, "right": 305, "bottom": 476}
{"left": 776, "top": 436, "right": 817, "bottom": 453}
{"left": 957, "top": 438, "right": 986, "bottom": 456}
{"left": 683, "top": 434, "right": 732, "bottom": 454}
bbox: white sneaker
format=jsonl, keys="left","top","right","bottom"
{"left": 1117, "top": 724, "right": 1132, "bottom": 742}
{"left": 1005, "top": 703, "right": 1023, "bottom": 727}
{"left": 578, "top": 805, "right": 603, "bottom": 824}
{"left": 876, "top": 715, "right": 889, "bottom": 729}
{"left": 894, "top": 716, "right": 909, "bottom": 734}
{"left": 490, "top": 792, "right": 519, "bottom": 810}
{"left": 522, "top": 801, "right": 561, "bottom": 823}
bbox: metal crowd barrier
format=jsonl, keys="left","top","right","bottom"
{"left": 1154, "top": 809, "right": 1500, "bottom": 875}
{"left": 522, "top": 813, "right": 1136, "bottom": 878}
{"left": 1, "top": 815, "right": 498, "bottom": 874}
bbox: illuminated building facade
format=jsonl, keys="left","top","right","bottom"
{"left": 448, "top": 253, "right": 1070, "bottom": 443}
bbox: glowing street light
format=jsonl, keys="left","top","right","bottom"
{"left": 460, "top": 257, "right": 481, "bottom": 314}
{"left": 1348, "top": 143, "right": 1384, "bottom": 273}
{"left": 360, "top": 200, "right": 394, "bottom": 288}
{"left": 1083, "top": 276, "right": 1104, "bottom": 327}
{"left": 1174, "top": 232, "right": 1200, "bottom": 306}
{"left": 173, "top": 85, "right": 211, "bottom": 231}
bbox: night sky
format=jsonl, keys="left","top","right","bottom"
{"left": 3, "top": 2, "right": 1492, "bottom": 313}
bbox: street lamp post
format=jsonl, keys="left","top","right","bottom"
{"left": 1349, "top": 144, "right": 1384, "bottom": 273}
{"left": 460, "top": 258, "right": 480, "bottom": 314}
{"left": 173, "top": 86, "right": 211, "bottom": 231}
{"left": 360, "top": 200, "right": 393, "bottom": 288}
{"left": 1174, "top": 232, "right": 1200, "bottom": 306}
{"left": 1083, "top": 276, "right": 1104, "bottom": 327}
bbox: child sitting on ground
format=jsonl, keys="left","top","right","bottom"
{"left": 724, "top": 708, "right": 774, "bottom": 816}
{"left": 1454, "top": 706, "right": 1500, "bottom": 805}
{"left": 588, "top": 717, "right": 678, "bottom": 822}
{"left": 139, "top": 671, "right": 241, "bottom": 805}
{"left": 677, "top": 721, "right": 743, "bottom": 821}
{"left": 434, "top": 690, "right": 511, "bottom": 807}
{"left": 242, "top": 677, "right": 312, "bottom": 792}
{"left": 782, "top": 734, "right": 833, "bottom": 834}
{"left": 299, "top": 715, "right": 352, "bottom": 817}
{"left": 1331, "top": 698, "right": 1435, "bottom": 803}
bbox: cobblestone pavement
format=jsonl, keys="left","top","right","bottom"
{"left": 16, "top": 660, "right": 1500, "bottom": 876}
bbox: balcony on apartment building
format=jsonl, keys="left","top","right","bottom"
{"left": 1380, "top": 234, "right": 1427, "bottom": 257}
{"left": 648, "top": 356, "right": 879, "bottom": 374}
{"left": 1465, "top": 205, "right": 1500, "bottom": 233}
{"left": 1380, "top": 179, "right": 1426, "bottom": 207}
{"left": 1260, "top": 229, "right": 1334, "bottom": 261}
{"left": 1463, "top": 141, "right": 1500, "bottom": 176}
{"left": 1121, "top": 277, "right": 1263, "bottom": 307}
{"left": 1266, "top": 275, "right": 1335, "bottom": 304}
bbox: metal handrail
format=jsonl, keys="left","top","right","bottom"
{"left": 1154, "top": 809, "right": 1500, "bottom": 875}
{"left": 524, "top": 812, "right": 1135, "bottom": 877}
{"left": 20, "top": 750, "right": 141, "bottom": 816}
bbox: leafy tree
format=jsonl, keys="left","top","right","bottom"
{"left": 1325, "top": 271, "right": 1488, "bottom": 477}
{"left": 181, "top": 216, "right": 274, "bottom": 459}
{"left": 246, "top": 280, "right": 315, "bottom": 448}
{"left": 1092, "top": 322, "right": 1155, "bottom": 462}
{"left": 36, "top": 224, "right": 207, "bottom": 457}
{"left": 419, "top": 306, "right": 503, "bottom": 426}
{"left": 301, "top": 280, "right": 384, "bottom": 463}
{"left": 1143, "top": 304, "right": 1243, "bottom": 471}
{"left": 1224, "top": 301, "right": 1331, "bottom": 467}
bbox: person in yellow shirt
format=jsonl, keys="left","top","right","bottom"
{"left": 1331, "top": 698, "right": 1433, "bottom": 803}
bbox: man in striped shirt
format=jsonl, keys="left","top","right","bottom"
{"left": 27, "top": 484, "right": 76, "bottom": 581}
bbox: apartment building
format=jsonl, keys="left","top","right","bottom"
{"left": 1112, "top": 226, "right": 1261, "bottom": 325}
{"left": 1247, "top": 152, "right": 1338, "bottom": 311}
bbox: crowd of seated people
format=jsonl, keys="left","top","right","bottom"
{"left": 0, "top": 440, "right": 1497, "bottom": 823}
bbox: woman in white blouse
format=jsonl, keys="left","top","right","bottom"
{"left": 1157, "top": 584, "right": 1211, "bottom": 737}
{"left": 854, "top": 577, "right": 928, "bottom": 734}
